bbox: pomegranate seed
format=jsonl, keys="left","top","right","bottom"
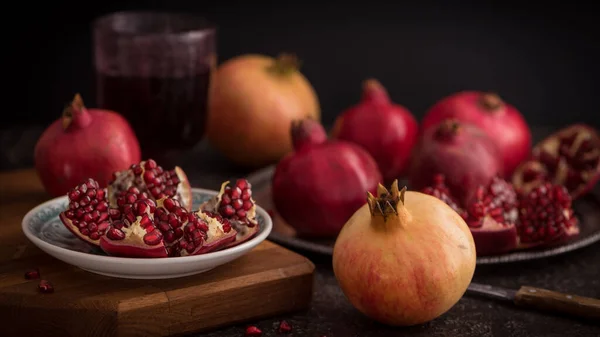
{"left": 89, "top": 232, "right": 100, "bottom": 240}
{"left": 143, "top": 230, "right": 163, "bottom": 245}
{"left": 232, "top": 199, "right": 244, "bottom": 210}
{"left": 230, "top": 187, "right": 242, "bottom": 199}
{"left": 68, "top": 189, "right": 81, "bottom": 201}
{"left": 69, "top": 202, "right": 79, "bottom": 210}
{"left": 243, "top": 200, "right": 253, "bottom": 211}
{"left": 221, "top": 194, "right": 232, "bottom": 205}
{"left": 38, "top": 280, "right": 54, "bottom": 294}
{"left": 241, "top": 188, "right": 252, "bottom": 200}
{"left": 221, "top": 205, "right": 236, "bottom": 216}
{"left": 109, "top": 208, "right": 121, "bottom": 220}
{"left": 222, "top": 223, "right": 232, "bottom": 233}
{"left": 245, "top": 326, "right": 262, "bottom": 336}
{"left": 132, "top": 165, "right": 143, "bottom": 175}
{"left": 79, "top": 196, "right": 91, "bottom": 206}
{"left": 86, "top": 189, "right": 96, "bottom": 198}
{"left": 78, "top": 183, "right": 88, "bottom": 193}
{"left": 145, "top": 159, "right": 157, "bottom": 169}
{"left": 65, "top": 210, "right": 75, "bottom": 219}
{"left": 107, "top": 228, "right": 126, "bottom": 240}
{"left": 236, "top": 210, "right": 247, "bottom": 218}
{"left": 24, "top": 268, "right": 40, "bottom": 280}
{"left": 278, "top": 320, "right": 292, "bottom": 333}
{"left": 163, "top": 198, "right": 177, "bottom": 212}
{"left": 158, "top": 221, "right": 171, "bottom": 233}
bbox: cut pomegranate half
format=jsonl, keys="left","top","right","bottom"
{"left": 199, "top": 179, "right": 260, "bottom": 248}
{"left": 516, "top": 182, "right": 580, "bottom": 249}
{"left": 512, "top": 124, "right": 600, "bottom": 200}
{"left": 107, "top": 159, "right": 193, "bottom": 211}
{"left": 422, "top": 175, "right": 519, "bottom": 256}
{"left": 99, "top": 196, "right": 237, "bottom": 258}
{"left": 59, "top": 178, "right": 111, "bottom": 247}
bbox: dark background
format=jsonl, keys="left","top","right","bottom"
{"left": 5, "top": 1, "right": 599, "bottom": 130}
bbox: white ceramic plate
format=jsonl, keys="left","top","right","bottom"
{"left": 22, "top": 188, "right": 272, "bottom": 279}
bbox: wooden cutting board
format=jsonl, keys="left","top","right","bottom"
{"left": 0, "top": 169, "right": 315, "bottom": 337}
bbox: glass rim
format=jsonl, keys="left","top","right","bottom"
{"left": 93, "top": 10, "right": 216, "bottom": 39}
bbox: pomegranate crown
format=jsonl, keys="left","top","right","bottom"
{"left": 478, "top": 92, "right": 504, "bottom": 111}
{"left": 62, "top": 93, "right": 91, "bottom": 130}
{"left": 290, "top": 118, "right": 327, "bottom": 150}
{"left": 434, "top": 118, "right": 462, "bottom": 140}
{"left": 367, "top": 180, "right": 407, "bottom": 221}
{"left": 267, "top": 53, "right": 301, "bottom": 75}
{"left": 362, "top": 78, "right": 390, "bottom": 103}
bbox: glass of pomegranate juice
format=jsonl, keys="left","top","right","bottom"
{"left": 93, "top": 11, "right": 216, "bottom": 162}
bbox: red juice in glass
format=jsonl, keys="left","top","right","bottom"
{"left": 93, "top": 11, "right": 216, "bottom": 161}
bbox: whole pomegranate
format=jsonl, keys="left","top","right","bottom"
{"left": 331, "top": 79, "right": 419, "bottom": 182}
{"left": 35, "top": 94, "right": 141, "bottom": 197}
{"left": 332, "top": 181, "right": 476, "bottom": 326}
{"left": 272, "top": 119, "right": 382, "bottom": 238}
{"left": 408, "top": 118, "right": 503, "bottom": 205}
{"left": 207, "top": 53, "right": 320, "bottom": 168}
{"left": 421, "top": 91, "right": 531, "bottom": 177}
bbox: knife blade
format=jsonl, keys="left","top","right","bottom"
{"left": 466, "top": 282, "right": 600, "bottom": 320}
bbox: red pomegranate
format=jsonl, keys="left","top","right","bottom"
{"left": 272, "top": 119, "right": 383, "bottom": 238}
{"left": 421, "top": 91, "right": 531, "bottom": 177}
{"left": 421, "top": 174, "right": 580, "bottom": 256}
{"left": 333, "top": 181, "right": 476, "bottom": 326}
{"left": 34, "top": 94, "right": 141, "bottom": 197}
{"left": 408, "top": 118, "right": 503, "bottom": 206}
{"left": 331, "top": 79, "right": 418, "bottom": 182}
{"left": 207, "top": 53, "right": 320, "bottom": 168}
{"left": 512, "top": 124, "right": 600, "bottom": 201}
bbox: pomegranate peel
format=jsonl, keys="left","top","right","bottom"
{"left": 333, "top": 180, "right": 476, "bottom": 326}
{"left": 512, "top": 124, "right": 600, "bottom": 200}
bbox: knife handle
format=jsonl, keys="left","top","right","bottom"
{"left": 514, "top": 286, "right": 600, "bottom": 320}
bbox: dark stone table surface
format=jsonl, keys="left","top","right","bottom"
{"left": 2, "top": 125, "right": 599, "bottom": 337}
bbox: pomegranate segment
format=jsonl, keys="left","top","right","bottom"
{"left": 107, "top": 159, "right": 192, "bottom": 211}
{"left": 59, "top": 178, "right": 111, "bottom": 247}
{"left": 516, "top": 182, "right": 580, "bottom": 247}
{"left": 512, "top": 124, "right": 600, "bottom": 200}
{"left": 199, "top": 179, "right": 260, "bottom": 247}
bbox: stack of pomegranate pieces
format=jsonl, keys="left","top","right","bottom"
{"left": 422, "top": 174, "right": 580, "bottom": 256}
{"left": 59, "top": 159, "right": 260, "bottom": 258}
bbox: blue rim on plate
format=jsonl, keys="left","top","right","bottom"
{"left": 246, "top": 165, "right": 600, "bottom": 264}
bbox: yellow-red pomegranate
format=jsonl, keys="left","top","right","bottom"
{"left": 332, "top": 181, "right": 476, "bottom": 326}
{"left": 207, "top": 53, "right": 320, "bottom": 168}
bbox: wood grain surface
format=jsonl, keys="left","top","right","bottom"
{"left": 0, "top": 169, "right": 315, "bottom": 337}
